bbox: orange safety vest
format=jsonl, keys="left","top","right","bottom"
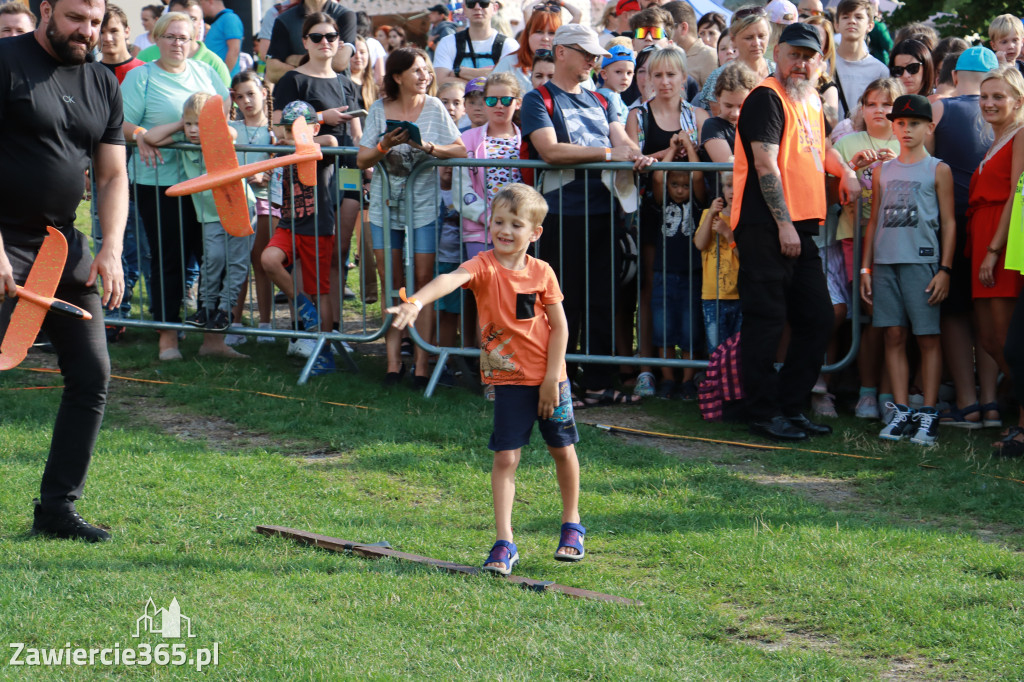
{"left": 732, "top": 76, "right": 827, "bottom": 229}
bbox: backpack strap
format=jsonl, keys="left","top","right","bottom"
{"left": 453, "top": 29, "right": 469, "bottom": 69}
{"left": 489, "top": 33, "right": 506, "bottom": 66}
{"left": 454, "top": 29, "right": 506, "bottom": 69}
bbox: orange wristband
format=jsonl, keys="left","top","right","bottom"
{"left": 377, "top": 141, "right": 388, "bottom": 154}
{"left": 133, "top": 126, "right": 145, "bottom": 141}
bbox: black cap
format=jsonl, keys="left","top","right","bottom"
{"left": 887, "top": 94, "right": 932, "bottom": 121}
{"left": 428, "top": 3, "right": 449, "bottom": 13}
{"left": 778, "top": 22, "right": 822, "bottom": 54}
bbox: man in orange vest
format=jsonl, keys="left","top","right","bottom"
{"left": 732, "top": 22, "right": 859, "bottom": 441}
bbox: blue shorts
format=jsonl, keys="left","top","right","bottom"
{"left": 370, "top": 222, "right": 437, "bottom": 254}
{"left": 651, "top": 271, "right": 704, "bottom": 351}
{"left": 434, "top": 261, "right": 463, "bottom": 314}
{"left": 488, "top": 379, "right": 580, "bottom": 451}
{"left": 702, "top": 298, "right": 742, "bottom": 354}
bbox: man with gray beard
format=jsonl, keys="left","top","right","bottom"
{"left": 731, "top": 22, "right": 859, "bottom": 441}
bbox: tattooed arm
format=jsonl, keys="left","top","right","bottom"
{"left": 751, "top": 140, "right": 801, "bottom": 258}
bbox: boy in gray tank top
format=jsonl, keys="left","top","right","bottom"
{"left": 860, "top": 95, "right": 956, "bottom": 447}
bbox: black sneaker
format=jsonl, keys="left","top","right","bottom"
{"left": 207, "top": 309, "right": 231, "bottom": 332}
{"left": 186, "top": 308, "right": 210, "bottom": 328}
{"left": 31, "top": 501, "right": 110, "bottom": 542}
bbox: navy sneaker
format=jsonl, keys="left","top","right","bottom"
{"left": 879, "top": 403, "right": 915, "bottom": 441}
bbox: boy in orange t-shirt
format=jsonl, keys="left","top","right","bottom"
{"left": 388, "top": 183, "right": 584, "bottom": 576}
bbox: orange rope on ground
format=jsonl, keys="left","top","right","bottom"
{"left": 587, "top": 422, "right": 886, "bottom": 461}
{"left": 18, "top": 366, "right": 374, "bottom": 411}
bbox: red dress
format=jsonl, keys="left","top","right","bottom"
{"left": 967, "top": 130, "right": 1024, "bottom": 299}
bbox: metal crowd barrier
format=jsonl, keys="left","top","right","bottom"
{"left": 96, "top": 147, "right": 862, "bottom": 392}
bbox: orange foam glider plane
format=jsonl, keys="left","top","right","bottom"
{"left": 166, "top": 95, "right": 322, "bottom": 237}
{"left": 0, "top": 226, "right": 92, "bottom": 371}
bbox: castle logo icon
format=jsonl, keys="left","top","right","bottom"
{"left": 133, "top": 598, "right": 196, "bottom": 639}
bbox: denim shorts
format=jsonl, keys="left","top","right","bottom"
{"left": 702, "top": 298, "right": 742, "bottom": 354}
{"left": 651, "top": 271, "right": 704, "bottom": 350}
{"left": 488, "top": 379, "right": 579, "bottom": 451}
{"left": 370, "top": 222, "right": 437, "bottom": 254}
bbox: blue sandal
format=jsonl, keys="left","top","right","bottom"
{"left": 482, "top": 540, "right": 519, "bottom": 576}
{"left": 554, "top": 522, "right": 586, "bottom": 562}
{"left": 938, "top": 402, "right": 982, "bottom": 429}
{"left": 981, "top": 402, "right": 1003, "bottom": 429}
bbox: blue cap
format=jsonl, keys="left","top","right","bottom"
{"left": 955, "top": 45, "right": 998, "bottom": 73}
{"left": 601, "top": 45, "right": 635, "bottom": 69}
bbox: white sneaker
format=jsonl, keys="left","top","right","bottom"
{"left": 812, "top": 392, "right": 838, "bottom": 418}
{"left": 854, "top": 394, "right": 879, "bottom": 419}
{"left": 910, "top": 408, "right": 939, "bottom": 446}
{"left": 634, "top": 371, "right": 656, "bottom": 397}
{"left": 287, "top": 338, "right": 316, "bottom": 359}
{"left": 879, "top": 403, "right": 915, "bottom": 441}
{"left": 257, "top": 322, "right": 275, "bottom": 344}
{"left": 225, "top": 323, "right": 247, "bottom": 347}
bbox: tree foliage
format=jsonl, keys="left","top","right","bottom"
{"left": 885, "top": 0, "right": 1021, "bottom": 40}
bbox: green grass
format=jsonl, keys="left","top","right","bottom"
{"left": 2, "top": 330, "right": 1024, "bottom": 681}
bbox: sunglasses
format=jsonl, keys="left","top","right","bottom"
{"left": 732, "top": 6, "right": 767, "bottom": 20}
{"left": 633, "top": 26, "right": 665, "bottom": 40}
{"left": 564, "top": 44, "right": 599, "bottom": 63}
{"left": 890, "top": 62, "right": 923, "bottom": 77}
{"left": 465, "top": 0, "right": 491, "bottom": 8}
{"left": 533, "top": 2, "right": 561, "bottom": 12}
{"left": 484, "top": 96, "right": 516, "bottom": 106}
{"left": 306, "top": 32, "right": 339, "bottom": 43}
{"left": 798, "top": 9, "right": 824, "bottom": 18}
{"left": 534, "top": 48, "right": 553, "bottom": 58}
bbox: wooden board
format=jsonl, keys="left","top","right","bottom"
{"left": 256, "top": 525, "right": 642, "bottom": 605}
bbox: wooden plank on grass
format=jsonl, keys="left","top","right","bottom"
{"left": 256, "top": 525, "right": 642, "bottom": 606}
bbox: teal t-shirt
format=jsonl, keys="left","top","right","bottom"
{"left": 136, "top": 42, "right": 231, "bottom": 87}
{"left": 122, "top": 60, "right": 230, "bottom": 186}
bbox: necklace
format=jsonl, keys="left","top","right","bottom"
{"left": 981, "top": 122, "right": 1023, "bottom": 170}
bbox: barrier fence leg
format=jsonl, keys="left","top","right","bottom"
{"left": 423, "top": 349, "right": 450, "bottom": 398}
{"left": 296, "top": 336, "right": 329, "bottom": 386}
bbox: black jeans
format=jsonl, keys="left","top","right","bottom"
{"left": 539, "top": 211, "right": 617, "bottom": 390}
{"left": 134, "top": 184, "right": 202, "bottom": 323}
{"left": 735, "top": 223, "right": 832, "bottom": 420}
{"left": 1, "top": 228, "right": 110, "bottom": 511}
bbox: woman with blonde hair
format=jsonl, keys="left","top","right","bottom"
{"left": 699, "top": 6, "right": 773, "bottom": 115}
{"left": 969, "top": 66, "right": 1024, "bottom": 436}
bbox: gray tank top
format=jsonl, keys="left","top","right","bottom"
{"left": 873, "top": 155, "right": 942, "bottom": 265}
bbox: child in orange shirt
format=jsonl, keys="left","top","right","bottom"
{"left": 387, "top": 183, "right": 583, "bottom": 576}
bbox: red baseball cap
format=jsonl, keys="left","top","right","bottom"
{"left": 615, "top": 0, "right": 640, "bottom": 16}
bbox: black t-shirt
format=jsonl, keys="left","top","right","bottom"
{"left": 698, "top": 116, "right": 734, "bottom": 163}
{"left": 0, "top": 33, "right": 124, "bottom": 244}
{"left": 273, "top": 70, "right": 357, "bottom": 146}
{"left": 736, "top": 86, "right": 817, "bottom": 233}
{"left": 266, "top": 1, "right": 356, "bottom": 63}
{"left": 274, "top": 160, "right": 336, "bottom": 237}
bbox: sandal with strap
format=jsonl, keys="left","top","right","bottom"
{"left": 482, "top": 540, "right": 519, "bottom": 576}
{"left": 554, "top": 522, "right": 586, "bottom": 562}
{"left": 993, "top": 427, "right": 1024, "bottom": 459}
{"left": 980, "top": 402, "right": 1003, "bottom": 429}
{"left": 584, "top": 388, "right": 641, "bottom": 407}
{"left": 938, "top": 402, "right": 982, "bottom": 430}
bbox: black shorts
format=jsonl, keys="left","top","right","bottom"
{"left": 488, "top": 379, "right": 579, "bottom": 451}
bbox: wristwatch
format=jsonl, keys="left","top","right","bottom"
{"left": 937, "top": 265, "right": 952, "bottom": 275}
{"left": 453, "top": 65, "right": 461, "bottom": 78}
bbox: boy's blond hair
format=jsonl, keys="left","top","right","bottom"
{"left": 182, "top": 91, "right": 214, "bottom": 119}
{"left": 989, "top": 13, "right": 1024, "bottom": 42}
{"left": 605, "top": 36, "right": 634, "bottom": 52}
{"left": 491, "top": 183, "right": 549, "bottom": 228}
{"left": 437, "top": 80, "right": 465, "bottom": 98}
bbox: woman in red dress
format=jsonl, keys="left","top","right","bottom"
{"left": 968, "top": 65, "right": 1024, "bottom": 442}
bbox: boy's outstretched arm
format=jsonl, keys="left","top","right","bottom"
{"left": 539, "top": 301, "right": 569, "bottom": 419}
{"left": 385, "top": 268, "right": 472, "bottom": 329}
{"left": 927, "top": 162, "right": 956, "bottom": 305}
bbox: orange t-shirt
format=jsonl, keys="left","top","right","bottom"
{"left": 460, "top": 250, "right": 567, "bottom": 386}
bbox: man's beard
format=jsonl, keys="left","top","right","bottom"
{"left": 47, "top": 22, "right": 95, "bottom": 65}
{"left": 783, "top": 75, "right": 814, "bottom": 103}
